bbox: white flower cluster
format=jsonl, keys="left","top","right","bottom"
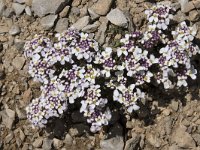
{"left": 24, "top": 4, "right": 200, "bottom": 132}
{"left": 145, "top": 4, "right": 173, "bottom": 30}
{"left": 24, "top": 29, "right": 111, "bottom": 132}
{"left": 157, "top": 22, "right": 199, "bottom": 88}
{"left": 80, "top": 85, "right": 111, "bottom": 132}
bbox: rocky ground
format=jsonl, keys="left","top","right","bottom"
{"left": 1, "top": 0, "right": 200, "bottom": 150}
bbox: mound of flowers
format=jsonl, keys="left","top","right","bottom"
{"left": 24, "top": 4, "right": 200, "bottom": 132}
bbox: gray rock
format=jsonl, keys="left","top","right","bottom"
{"left": 12, "top": 56, "right": 26, "bottom": 70}
{"left": 0, "top": 43, "right": 3, "bottom": 51}
{"left": 0, "top": 0, "right": 6, "bottom": 16}
{"left": 14, "top": 0, "right": 26, "bottom": 3}
{"left": 124, "top": 133, "right": 140, "bottom": 150}
{"left": 164, "top": 116, "right": 172, "bottom": 135}
{"left": 173, "top": 11, "right": 187, "bottom": 23}
{"left": 135, "top": 0, "right": 144, "bottom": 3}
{"left": 95, "top": 17, "right": 108, "bottom": 45}
{"left": 0, "top": 69, "right": 5, "bottom": 80}
{"left": 19, "top": 129, "right": 25, "bottom": 142}
{"left": 168, "top": 144, "right": 180, "bottom": 150}
{"left": 189, "top": 10, "right": 199, "bottom": 21}
{"left": 69, "top": 128, "right": 79, "bottom": 137}
{"left": 71, "top": 7, "right": 80, "bottom": 16}
{"left": 171, "top": 125, "right": 195, "bottom": 148}
{"left": 32, "top": 0, "right": 68, "bottom": 17}
{"left": 12, "top": 3, "right": 25, "bottom": 15}
{"left": 64, "top": 134, "right": 73, "bottom": 146}
{"left": 5, "top": 132, "right": 14, "bottom": 144}
{"left": 106, "top": 8, "right": 127, "bottom": 27}
{"left": 33, "top": 138, "right": 43, "bottom": 148}
{"left": 192, "top": 134, "right": 200, "bottom": 145}
{"left": 55, "top": 18, "right": 69, "bottom": 33}
{"left": 72, "top": 0, "right": 81, "bottom": 7}
{"left": 3, "top": 7, "right": 14, "bottom": 18}
{"left": 88, "top": 8, "right": 100, "bottom": 20}
{"left": 171, "top": 101, "right": 179, "bottom": 111}
{"left": 53, "top": 138, "right": 63, "bottom": 149}
{"left": 146, "top": 132, "right": 161, "bottom": 148}
{"left": 100, "top": 136, "right": 124, "bottom": 150}
{"left": 72, "top": 16, "right": 90, "bottom": 30}
{"left": 59, "top": 5, "right": 70, "bottom": 18}
{"left": 171, "top": 2, "right": 181, "bottom": 11}
{"left": 90, "top": 0, "right": 113, "bottom": 15}
{"left": 25, "top": 6, "right": 32, "bottom": 16}
{"left": 180, "top": 0, "right": 195, "bottom": 13}
{"left": 16, "top": 106, "right": 26, "bottom": 119}
{"left": 14, "top": 128, "right": 25, "bottom": 147}
{"left": 0, "top": 25, "right": 9, "bottom": 33}
{"left": 40, "top": 15, "right": 58, "bottom": 30}
{"left": 0, "top": 107, "right": 15, "bottom": 129}
{"left": 42, "top": 138, "right": 52, "bottom": 150}
{"left": 82, "top": 21, "right": 100, "bottom": 32}
{"left": 9, "top": 25, "right": 21, "bottom": 35}
{"left": 14, "top": 39, "right": 25, "bottom": 51}
{"left": 193, "top": 0, "right": 200, "bottom": 9}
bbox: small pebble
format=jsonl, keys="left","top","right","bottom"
{"left": 9, "top": 25, "right": 21, "bottom": 36}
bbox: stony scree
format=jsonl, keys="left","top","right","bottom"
{"left": 32, "top": 0, "right": 68, "bottom": 17}
{"left": 106, "top": 8, "right": 128, "bottom": 27}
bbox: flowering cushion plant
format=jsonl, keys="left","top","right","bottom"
{"left": 24, "top": 4, "right": 200, "bottom": 132}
